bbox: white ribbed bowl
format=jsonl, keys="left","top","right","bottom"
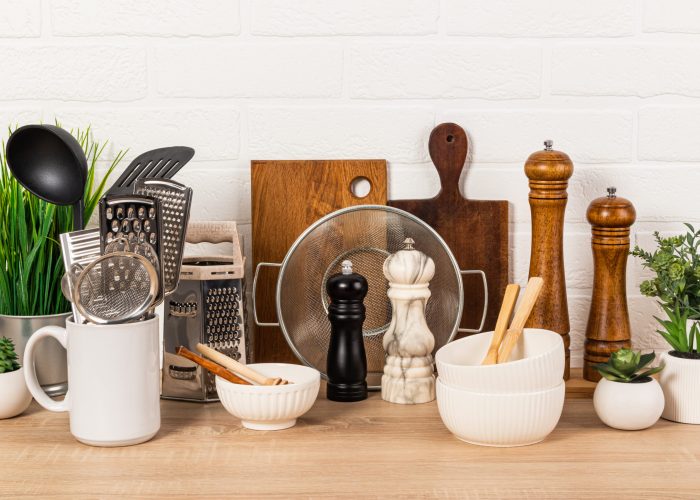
{"left": 436, "top": 378, "right": 565, "bottom": 447}
{"left": 435, "top": 329, "right": 564, "bottom": 393}
{"left": 216, "top": 363, "right": 320, "bottom": 430}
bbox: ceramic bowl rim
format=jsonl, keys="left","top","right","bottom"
{"left": 435, "top": 328, "right": 563, "bottom": 370}
{"left": 216, "top": 363, "right": 320, "bottom": 393}
{"left": 437, "top": 377, "right": 565, "bottom": 397}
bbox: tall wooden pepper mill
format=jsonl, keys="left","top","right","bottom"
{"left": 525, "top": 140, "right": 574, "bottom": 379}
{"left": 584, "top": 187, "right": 636, "bottom": 382}
{"left": 326, "top": 260, "right": 368, "bottom": 402}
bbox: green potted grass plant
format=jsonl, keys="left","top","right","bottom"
{"left": 633, "top": 225, "right": 700, "bottom": 424}
{"left": 0, "top": 124, "right": 124, "bottom": 395}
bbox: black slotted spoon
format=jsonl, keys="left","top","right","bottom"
{"left": 106, "top": 146, "right": 195, "bottom": 196}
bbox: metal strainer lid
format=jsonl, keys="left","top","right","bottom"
{"left": 273, "top": 205, "right": 464, "bottom": 389}
{"left": 73, "top": 251, "right": 158, "bottom": 325}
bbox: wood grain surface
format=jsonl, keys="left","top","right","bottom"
{"left": 524, "top": 144, "right": 574, "bottom": 379}
{"left": 251, "top": 160, "right": 387, "bottom": 364}
{"left": 584, "top": 191, "right": 637, "bottom": 381}
{"left": 2, "top": 372, "right": 697, "bottom": 499}
{"left": 389, "top": 123, "right": 508, "bottom": 335}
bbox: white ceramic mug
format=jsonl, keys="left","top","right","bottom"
{"left": 23, "top": 316, "right": 161, "bottom": 447}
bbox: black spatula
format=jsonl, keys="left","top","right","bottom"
{"left": 106, "top": 146, "right": 194, "bottom": 196}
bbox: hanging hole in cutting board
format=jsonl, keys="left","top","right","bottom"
{"left": 446, "top": 134, "right": 455, "bottom": 143}
{"left": 350, "top": 176, "right": 372, "bottom": 198}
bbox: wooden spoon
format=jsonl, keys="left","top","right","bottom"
{"left": 196, "top": 343, "right": 289, "bottom": 386}
{"left": 176, "top": 346, "right": 251, "bottom": 385}
{"left": 497, "top": 277, "right": 545, "bottom": 363}
{"left": 481, "top": 284, "right": 520, "bottom": 365}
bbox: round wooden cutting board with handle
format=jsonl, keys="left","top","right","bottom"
{"left": 389, "top": 123, "right": 508, "bottom": 335}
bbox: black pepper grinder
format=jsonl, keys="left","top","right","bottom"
{"left": 326, "top": 260, "right": 368, "bottom": 402}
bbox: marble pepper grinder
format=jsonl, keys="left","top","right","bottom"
{"left": 584, "top": 187, "right": 636, "bottom": 382}
{"left": 381, "top": 238, "right": 436, "bottom": 405}
{"left": 326, "top": 260, "right": 368, "bottom": 402}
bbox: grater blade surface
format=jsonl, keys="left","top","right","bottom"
{"left": 135, "top": 178, "right": 192, "bottom": 296}
{"left": 60, "top": 228, "right": 101, "bottom": 323}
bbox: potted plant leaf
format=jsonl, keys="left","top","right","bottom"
{"left": 0, "top": 124, "right": 125, "bottom": 396}
{"left": 593, "top": 348, "right": 664, "bottom": 430}
{"left": 0, "top": 336, "right": 32, "bottom": 418}
{"left": 633, "top": 225, "right": 700, "bottom": 424}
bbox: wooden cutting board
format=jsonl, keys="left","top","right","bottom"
{"left": 251, "top": 160, "right": 387, "bottom": 363}
{"left": 389, "top": 123, "right": 508, "bottom": 335}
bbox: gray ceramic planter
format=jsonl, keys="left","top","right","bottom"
{"left": 0, "top": 313, "right": 70, "bottom": 396}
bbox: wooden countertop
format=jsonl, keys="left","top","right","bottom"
{"left": 2, "top": 374, "right": 699, "bottom": 499}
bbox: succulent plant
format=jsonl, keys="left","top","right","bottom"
{"left": 0, "top": 337, "right": 20, "bottom": 373}
{"left": 594, "top": 349, "right": 664, "bottom": 383}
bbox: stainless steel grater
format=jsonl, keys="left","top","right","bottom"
{"left": 161, "top": 221, "right": 247, "bottom": 402}
{"left": 60, "top": 228, "right": 101, "bottom": 323}
{"left": 134, "top": 178, "right": 192, "bottom": 296}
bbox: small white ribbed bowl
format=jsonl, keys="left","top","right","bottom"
{"left": 436, "top": 378, "right": 565, "bottom": 447}
{"left": 435, "top": 329, "right": 564, "bottom": 393}
{"left": 216, "top": 363, "right": 320, "bottom": 431}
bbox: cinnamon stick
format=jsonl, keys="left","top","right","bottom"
{"left": 196, "top": 343, "right": 289, "bottom": 386}
{"left": 176, "top": 346, "right": 252, "bottom": 385}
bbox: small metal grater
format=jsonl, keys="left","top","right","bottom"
{"left": 161, "top": 221, "right": 247, "bottom": 402}
{"left": 98, "top": 194, "right": 164, "bottom": 305}
{"left": 60, "top": 228, "right": 101, "bottom": 323}
{"left": 134, "top": 178, "right": 192, "bottom": 296}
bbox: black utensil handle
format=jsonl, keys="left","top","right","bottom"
{"left": 72, "top": 199, "right": 84, "bottom": 231}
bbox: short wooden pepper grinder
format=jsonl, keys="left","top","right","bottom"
{"left": 382, "top": 238, "right": 436, "bottom": 404}
{"left": 524, "top": 140, "right": 574, "bottom": 379}
{"left": 326, "top": 260, "right": 368, "bottom": 402}
{"left": 584, "top": 187, "right": 636, "bottom": 382}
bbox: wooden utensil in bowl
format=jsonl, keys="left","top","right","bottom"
{"left": 196, "top": 343, "right": 289, "bottom": 386}
{"left": 481, "top": 284, "right": 520, "bottom": 365}
{"left": 176, "top": 346, "right": 251, "bottom": 386}
{"left": 498, "top": 277, "right": 544, "bottom": 363}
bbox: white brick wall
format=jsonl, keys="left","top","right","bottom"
{"left": 6, "top": 1, "right": 700, "bottom": 366}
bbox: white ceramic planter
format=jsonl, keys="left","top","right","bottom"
{"left": 593, "top": 377, "right": 664, "bottom": 430}
{"left": 0, "top": 367, "right": 32, "bottom": 419}
{"left": 659, "top": 351, "right": 700, "bottom": 424}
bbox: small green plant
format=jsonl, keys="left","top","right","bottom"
{"left": 632, "top": 224, "right": 700, "bottom": 356}
{"left": 0, "top": 337, "right": 20, "bottom": 373}
{"left": 0, "top": 123, "right": 126, "bottom": 316}
{"left": 594, "top": 349, "right": 664, "bottom": 383}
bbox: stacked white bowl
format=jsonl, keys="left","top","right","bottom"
{"left": 435, "top": 328, "right": 566, "bottom": 447}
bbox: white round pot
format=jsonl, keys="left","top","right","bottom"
{"left": 659, "top": 351, "right": 700, "bottom": 424}
{"left": 593, "top": 377, "right": 664, "bottom": 430}
{"left": 0, "top": 367, "right": 32, "bottom": 419}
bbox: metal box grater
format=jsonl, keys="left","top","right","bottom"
{"left": 162, "top": 221, "right": 248, "bottom": 402}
